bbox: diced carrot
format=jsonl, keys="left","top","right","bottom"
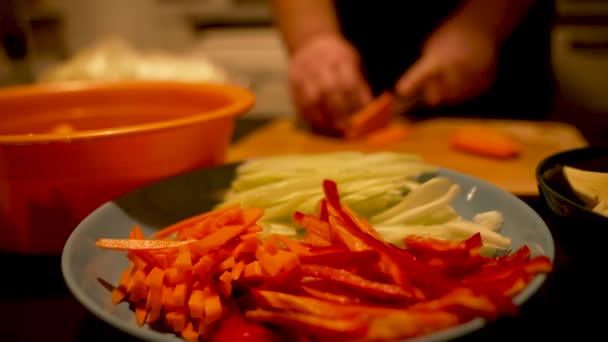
{"left": 273, "top": 234, "right": 310, "bottom": 256}
{"left": 145, "top": 287, "right": 163, "bottom": 323}
{"left": 193, "top": 254, "right": 215, "bottom": 278}
{"left": 175, "top": 246, "right": 192, "bottom": 278}
{"left": 231, "top": 260, "right": 246, "bottom": 281}
{"left": 135, "top": 302, "right": 148, "bottom": 327}
{"left": 242, "top": 261, "right": 267, "bottom": 280}
{"left": 303, "top": 232, "right": 332, "bottom": 247}
{"left": 145, "top": 267, "right": 165, "bottom": 290}
{"left": 218, "top": 271, "right": 233, "bottom": 298}
{"left": 215, "top": 256, "right": 236, "bottom": 274}
{"left": 165, "top": 267, "right": 182, "bottom": 285}
{"left": 216, "top": 207, "right": 245, "bottom": 226}
{"left": 449, "top": 126, "right": 521, "bottom": 159}
{"left": 127, "top": 269, "right": 149, "bottom": 303}
{"left": 188, "top": 289, "right": 206, "bottom": 319}
{"left": 257, "top": 249, "right": 300, "bottom": 277}
{"left": 234, "top": 238, "right": 261, "bottom": 259}
{"left": 112, "top": 264, "right": 134, "bottom": 304}
{"left": 181, "top": 321, "right": 199, "bottom": 341}
{"left": 204, "top": 290, "right": 224, "bottom": 324}
{"left": 153, "top": 202, "right": 241, "bottom": 238}
{"left": 171, "top": 308, "right": 188, "bottom": 332}
{"left": 239, "top": 232, "right": 261, "bottom": 241}
{"left": 245, "top": 225, "right": 263, "bottom": 234}
{"left": 262, "top": 235, "right": 281, "bottom": 255}
{"left": 129, "top": 225, "right": 146, "bottom": 240}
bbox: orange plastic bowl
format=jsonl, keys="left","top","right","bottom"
{"left": 0, "top": 81, "right": 254, "bottom": 255}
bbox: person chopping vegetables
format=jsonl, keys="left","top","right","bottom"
{"left": 269, "top": 0, "right": 554, "bottom": 136}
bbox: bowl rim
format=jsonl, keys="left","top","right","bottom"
{"left": 535, "top": 146, "right": 608, "bottom": 220}
{"left": 0, "top": 80, "right": 255, "bottom": 145}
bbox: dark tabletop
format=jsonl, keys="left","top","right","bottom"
{"left": 1, "top": 109, "right": 607, "bottom": 342}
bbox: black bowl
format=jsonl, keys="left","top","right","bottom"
{"left": 536, "top": 146, "right": 608, "bottom": 260}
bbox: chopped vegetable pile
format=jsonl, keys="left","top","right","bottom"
{"left": 97, "top": 179, "right": 553, "bottom": 342}
{"left": 218, "top": 152, "right": 512, "bottom": 254}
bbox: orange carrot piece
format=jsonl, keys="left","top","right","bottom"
{"left": 193, "top": 254, "right": 215, "bottom": 278}
{"left": 242, "top": 261, "right": 267, "bottom": 280}
{"left": 273, "top": 234, "right": 310, "bottom": 256}
{"left": 203, "top": 290, "right": 224, "bottom": 324}
{"left": 188, "top": 289, "right": 206, "bottom": 319}
{"left": 127, "top": 269, "right": 149, "bottom": 303}
{"left": 153, "top": 202, "right": 241, "bottom": 238}
{"left": 345, "top": 91, "right": 395, "bottom": 139}
{"left": 231, "top": 260, "right": 246, "bottom": 281}
{"left": 181, "top": 321, "right": 199, "bottom": 342}
{"left": 303, "top": 232, "right": 332, "bottom": 247}
{"left": 145, "top": 287, "right": 163, "bottom": 323}
{"left": 189, "top": 224, "right": 251, "bottom": 255}
{"left": 165, "top": 267, "right": 183, "bottom": 285}
{"left": 171, "top": 308, "right": 188, "bottom": 332}
{"left": 364, "top": 121, "right": 412, "bottom": 147}
{"left": 215, "top": 256, "right": 236, "bottom": 274}
{"left": 245, "top": 225, "right": 263, "bottom": 234}
{"left": 233, "top": 237, "right": 261, "bottom": 259}
{"left": 257, "top": 249, "right": 300, "bottom": 277}
{"left": 163, "top": 285, "right": 177, "bottom": 311}
{"left": 135, "top": 302, "right": 148, "bottom": 326}
{"left": 145, "top": 267, "right": 165, "bottom": 290}
{"left": 97, "top": 239, "right": 195, "bottom": 251}
{"left": 239, "top": 232, "right": 261, "bottom": 241}
{"left": 449, "top": 126, "right": 521, "bottom": 159}
{"left": 218, "top": 271, "right": 233, "bottom": 298}
{"left": 216, "top": 207, "right": 245, "bottom": 226}
{"left": 175, "top": 246, "right": 192, "bottom": 278}
{"left": 170, "top": 283, "right": 188, "bottom": 308}
{"left": 129, "top": 225, "right": 146, "bottom": 240}
{"left": 262, "top": 235, "right": 281, "bottom": 255}
{"left": 112, "top": 264, "right": 134, "bottom": 304}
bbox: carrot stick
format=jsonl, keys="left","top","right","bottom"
{"left": 153, "top": 203, "right": 241, "bottom": 238}
{"left": 97, "top": 239, "right": 195, "bottom": 251}
{"left": 345, "top": 91, "right": 395, "bottom": 139}
{"left": 364, "top": 121, "right": 412, "bottom": 147}
{"left": 449, "top": 126, "right": 521, "bottom": 159}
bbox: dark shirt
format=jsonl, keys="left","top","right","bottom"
{"left": 334, "top": 0, "right": 555, "bottom": 119}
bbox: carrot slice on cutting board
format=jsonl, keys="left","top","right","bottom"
{"left": 449, "top": 126, "right": 521, "bottom": 159}
{"left": 364, "top": 121, "right": 412, "bottom": 147}
{"left": 345, "top": 92, "right": 395, "bottom": 139}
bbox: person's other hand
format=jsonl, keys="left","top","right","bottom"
{"left": 396, "top": 22, "right": 499, "bottom": 108}
{"left": 288, "top": 34, "right": 373, "bottom": 134}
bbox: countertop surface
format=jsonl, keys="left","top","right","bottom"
{"left": 1, "top": 111, "right": 607, "bottom": 341}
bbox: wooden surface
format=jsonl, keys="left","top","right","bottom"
{"left": 227, "top": 118, "right": 589, "bottom": 196}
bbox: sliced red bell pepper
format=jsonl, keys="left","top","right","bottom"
{"left": 300, "top": 264, "right": 416, "bottom": 301}
{"left": 245, "top": 308, "right": 367, "bottom": 340}
{"left": 300, "top": 250, "right": 381, "bottom": 269}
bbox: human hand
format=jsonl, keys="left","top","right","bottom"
{"left": 288, "top": 34, "right": 373, "bottom": 134}
{"left": 396, "top": 22, "right": 499, "bottom": 108}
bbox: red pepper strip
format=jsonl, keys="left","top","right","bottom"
{"left": 294, "top": 211, "right": 332, "bottom": 241}
{"left": 486, "top": 244, "right": 531, "bottom": 265}
{"left": 301, "top": 285, "right": 359, "bottom": 305}
{"left": 466, "top": 246, "right": 536, "bottom": 281}
{"left": 386, "top": 244, "right": 462, "bottom": 299}
{"left": 403, "top": 233, "right": 483, "bottom": 261}
{"left": 257, "top": 267, "right": 304, "bottom": 292}
{"left": 300, "top": 264, "right": 416, "bottom": 301}
{"left": 300, "top": 250, "right": 381, "bottom": 269}
{"left": 213, "top": 301, "right": 283, "bottom": 342}
{"left": 411, "top": 287, "right": 517, "bottom": 322}
{"left": 306, "top": 245, "right": 349, "bottom": 255}
{"left": 365, "top": 310, "right": 460, "bottom": 341}
{"left": 244, "top": 308, "right": 367, "bottom": 340}
{"left": 464, "top": 256, "right": 553, "bottom": 293}
{"left": 318, "top": 199, "right": 329, "bottom": 222}
{"left": 252, "top": 290, "right": 409, "bottom": 319}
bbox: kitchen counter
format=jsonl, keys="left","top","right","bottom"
{"left": 0, "top": 112, "right": 606, "bottom": 341}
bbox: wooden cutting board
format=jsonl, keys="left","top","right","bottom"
{"left": 227, "top": 118, "right": 588, "bottom": 196}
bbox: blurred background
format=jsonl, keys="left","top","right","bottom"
{"left": 1, "top": 0, "right": 607, "bottom": 119}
